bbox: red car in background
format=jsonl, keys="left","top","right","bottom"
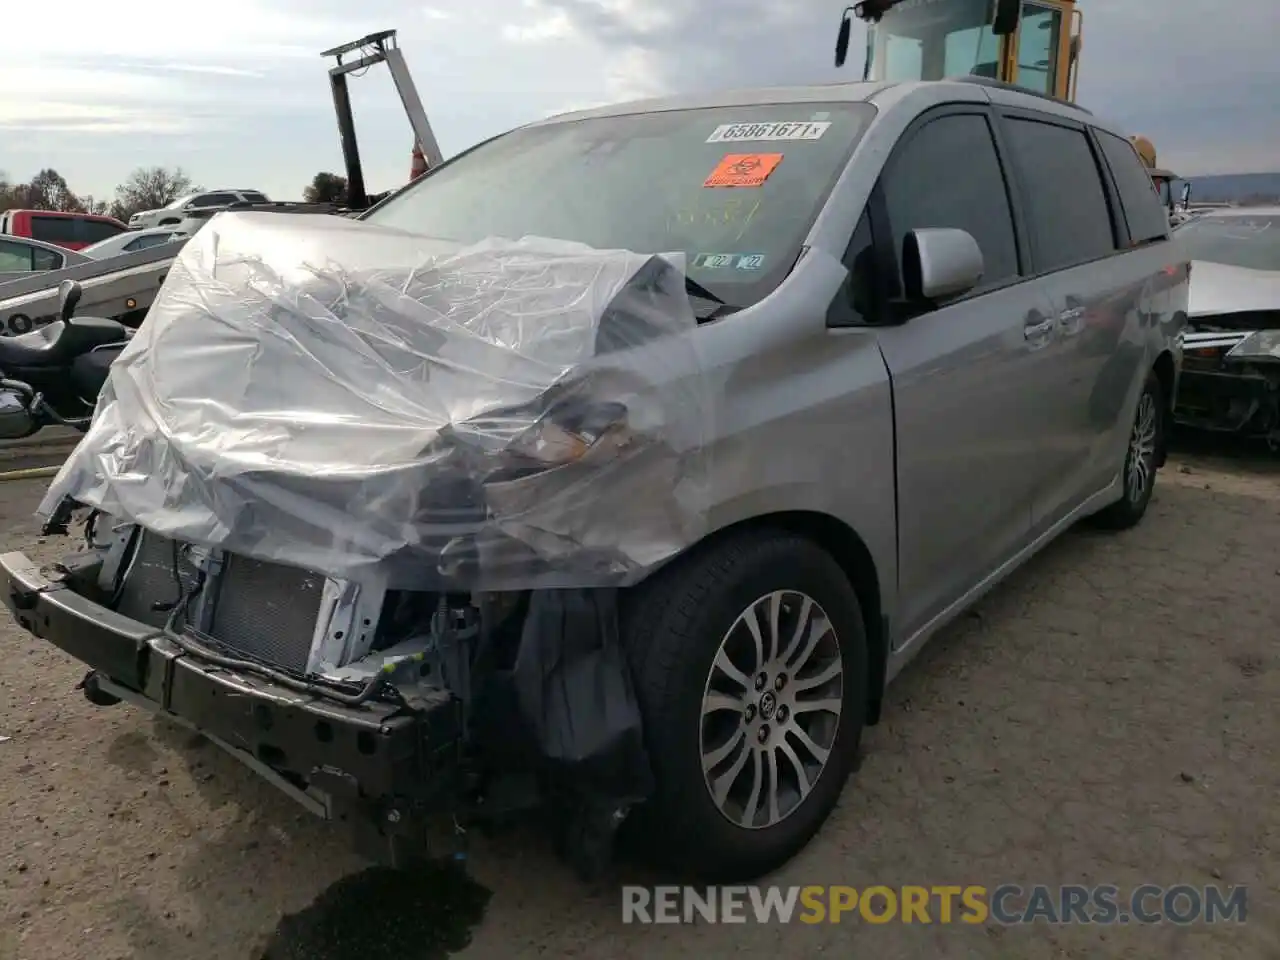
{"left": 0, "top": 209, "right": 128, "bottom": 251}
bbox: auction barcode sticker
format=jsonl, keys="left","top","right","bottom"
{"left": 706, "top": 121, "right": 831, "bottom": 143}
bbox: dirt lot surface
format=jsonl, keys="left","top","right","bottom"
{"left": 1, "top": 442, "right": 1278, "bottom": 960}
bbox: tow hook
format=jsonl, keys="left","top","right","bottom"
{"left": 78, "top": 670, "right": 122, "bottom": 707}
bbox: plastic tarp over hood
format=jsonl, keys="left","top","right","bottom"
{"left": 40, "top": 212, "right": 713, "bottom": 590}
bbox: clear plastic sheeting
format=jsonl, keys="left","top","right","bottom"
{"left": 40, "top": 212, "right": 713, "bottom": 590}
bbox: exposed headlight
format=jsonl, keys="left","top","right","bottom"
{"left": 1225, "top": 330, "right": 1280, "bottom": 362}
{"left": 434, "top": 397, "right": 635, "bottom": 477}
{"left": 504, "top": 399, "right": 631, "bottom": 466}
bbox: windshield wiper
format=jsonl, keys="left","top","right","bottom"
{"left": 684, "top": 275, "right": 724, "bottom": 305}
{"left": 683, "top": 276, "right": 740, "bottom": 320}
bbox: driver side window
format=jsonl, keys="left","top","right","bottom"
{"left": 880, "top": 111, "right": 1021, "bottom": 297}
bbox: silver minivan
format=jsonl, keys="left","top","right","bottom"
{"left": 3, "top": 77, "right": 1187, "bottom": 882}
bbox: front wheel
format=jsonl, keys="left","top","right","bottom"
{"left": 620, "top": 531, "right": 867, "bottom": 880}
{"left": 1090, "top": 370, "right": 1164, "bottom": 530}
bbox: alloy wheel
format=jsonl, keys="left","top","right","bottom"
{"left": 1126, "top": 390, "right": 1158, "bottom": 503}
{"left": 698, "top": 590, "right": 844, "bottom": 830}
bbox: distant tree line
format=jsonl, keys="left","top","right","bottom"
{"left": 0, "top": 167, "right": 202, "bottom": 222}
{"left": 0, "top": 169, "right": 361, "bottom": 222}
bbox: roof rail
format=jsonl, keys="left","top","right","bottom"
{"left": 952, "top": 75, "right": 1093, "bottom": 115}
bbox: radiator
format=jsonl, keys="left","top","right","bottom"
{"left": 207, "top": 553, "right": 326, "bottom": 674}
{"left": 114, "top": 531, "right": 326, "bottom": 674}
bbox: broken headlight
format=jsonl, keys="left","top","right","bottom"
{"left": 503, "top": 398, "right": 632, "bottom": 467}
{"left": 437, "top": 396, "right": 635, "bottom": 481}
{"left": 1225, "top": 330, "right": 1280, "bottom": 362}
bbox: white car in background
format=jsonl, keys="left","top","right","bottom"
{"left": 80, "top": 228, "right": 188, "bottom": 260}
{"left": 1174, "top": 205, "right": 1280, "bottom": 445}
{"left": 128, "top": 188, "right": 270, "bottom": 230}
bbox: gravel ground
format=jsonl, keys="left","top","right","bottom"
{"left": 0, "top": 443, "right": 1277, "bottom": 960}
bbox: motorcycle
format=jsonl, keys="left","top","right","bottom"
{"left": 0, "top": 280, "right": 132, "bottom": 440}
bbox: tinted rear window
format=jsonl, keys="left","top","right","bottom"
{"left": 123, "top": 232, "right": 176, "bottom": 252}
{"left": 240, "top": 191, "right": 269, "bottom": 203}
{"left": 1003, "top": 117, "right": 1116, "bottom": 271}
{"left": 364, "top": 102, "right": 878, "bottom": 308}
{"left": 1095, "top": 131, "right": 1169, "bottom": 246}
{"left": 30, "top": 215, "right": 124, "bottom": 245}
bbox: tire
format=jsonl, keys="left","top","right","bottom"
{"left": 619, "top": 530, "right": 867, "bottom": 881}
{"left": 1090, "top": 369, "right": 1164, "bottom": 530}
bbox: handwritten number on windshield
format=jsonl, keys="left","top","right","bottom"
{"left": 668, "top": 197, "right": 763, "bottom": 241}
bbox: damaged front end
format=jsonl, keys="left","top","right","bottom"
{"left": 3, "top": 526, "right": 639, "bottom": 871}
{"left": 1176, "top": 313, "right": 1280, "bottom": 448}
{"left": 2, "top": 213, "right": 715, "bottom": 874}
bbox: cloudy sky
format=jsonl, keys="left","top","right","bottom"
{"left": 2, "top": 0, "right": 1277, "bottom": 203}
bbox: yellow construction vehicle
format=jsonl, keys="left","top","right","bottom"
{"left": 835, "top": 0, "right": 1181, "bottom": 211}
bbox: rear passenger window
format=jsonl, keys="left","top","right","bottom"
{"left": 881, "top": 112, "right": 1019, "bottom": 293}
{"left": 1003, "top": 117, "right": 1116, "bottom": 270}
{"left": 31, "top": 247, "right": 62, "bottom": 270}
{"left": 1095, "top": 131, "right": 1169, "bottom": 246}
{"left": 123, "top": 233, "right": 173, "bottom": 252}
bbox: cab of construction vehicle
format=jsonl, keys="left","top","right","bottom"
{"left": 843, "top": 0, "right": 1082, "bottom": 102}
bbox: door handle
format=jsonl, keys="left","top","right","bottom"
{"left": 1057, "top": 306, "right": 1085, "bottom": 335}
{"left": 1024, "top": 314, "right": 1056, "bottom": 342}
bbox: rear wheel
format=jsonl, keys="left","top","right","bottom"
{"left": 620, "top": 531, "right": 867, "bottom": 880}
{"left": 1091, "top": 370, "right": 1163, "bottom": 530}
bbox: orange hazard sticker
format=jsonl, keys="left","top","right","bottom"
{"left": 703, "top": 153, "right": 783, "bottom": 188}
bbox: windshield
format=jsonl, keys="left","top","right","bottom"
{"left": 363, "top": 102, "right": 877, "bottom": 308}
{"left": 1177, "top": 214, "right": 1280, "bottom": 272}
{"left": 864, "top": 0, "right": 1001, "bottom": 83}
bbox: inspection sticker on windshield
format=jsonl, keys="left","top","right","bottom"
{"left": 704, "top": 153, "right": 783, "bottom": 188}
{"left": 693, "top": 253, "right": 737, "bottom": 269}
{"left": 693, "top": 253, "right": 766, "bottom": 270}
{"left": 706, "top": 121, "right": 830, "bottom": 143}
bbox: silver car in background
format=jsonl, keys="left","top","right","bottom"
{"left": 0, "top": 235, "right": 90, "bottom": 287}
{"left": 79, "top": 228, "right": 188, "bottom": 261}
{"left": 1174, "top": 207, "right": 1280, "bottom": 445}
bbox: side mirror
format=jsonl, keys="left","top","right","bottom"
{"left": 903, "top": 228, "right": 984, "bottom": 301}
{"left": 58, "top": 279, "right": 82, "bottom": 325}
{"left": 834, "top": 9, "right": 853, "bottom": 67}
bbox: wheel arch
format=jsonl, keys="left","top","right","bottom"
{"left": 669, "top": 510, "right": 889, "bottom": 726}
